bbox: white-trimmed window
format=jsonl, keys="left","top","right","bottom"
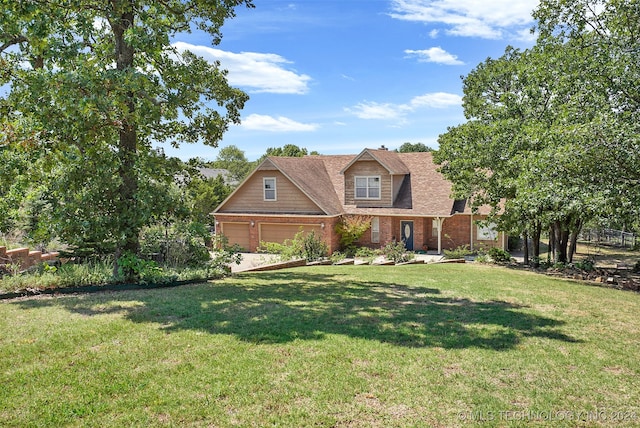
{"left": 432, "top": 219, "right": 440, "bottom": 237}
{"left": 263, "top": 177, "right": 276, "bottom": 201}
{"left": 477, "top": 222, "right": 498, "bottom": 240}
{"left": 355, "top": 176, "right": 381, "bottom": 199}
{"left": 371, "top": 217, "right": 380, "bottom": 243}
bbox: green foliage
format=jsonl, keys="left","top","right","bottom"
{"left": 209, "top": 145, "right": 253, "bottom": 183}
{"left": 443, "top": 245, "right": 473, "bottom": 259}
{"left": 488, "top": 247, "right": 511, "bottom": 263}
{"left": 434, "top": 0, "right": 640, "bottom": 264}
{"left": 573, "top": 258, "right": 595, "bottom": 272}
{"left": 116, "top": 251, "right": 165, "bottom": 284}
{"left": 0, "top": 0, "right": 253, "bottom": 279}
{"left": 258, "top": 229, "right": 328, "bottom": 262}
{"left": 140, "top": 221, "right": 211, "bottom": 268}
{"left": 380, "top": 241, "right": 414, "bottom": 263}
{"left": 335, "top": 215, "right": 372, "bottom": 253}
{"left": 474, "top": 254, "right": 491, "bottom": 264}
{"left": 396, "top": 142, "right": 432, "bottom": 153}
{"left": 330, "top": 251, "right": 347, "bottom": 264}
{"left": 264, "top": 144, "right": 310, "bottom": 158}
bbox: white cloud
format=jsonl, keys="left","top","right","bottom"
{"left": 389, "top": 0, "right": 538, "bottom": 40}
{"left": 242, "top": 114, "right": 319, "bottom": 132}
{"left": 405, "top": 47, "right": 464, "bottom": 65}
{"left": 409, "top": 92, "right": 462, "bottom": 108}
{"left": 345, "top": 102, "right": 406, "bottom": 120}
{"left": 172, "top": 41, "right": 311, "bottom": 94}
{"left": 346, "top": 92, "right": 462, "bottom": 121}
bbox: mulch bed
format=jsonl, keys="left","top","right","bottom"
{"left": 527, "top": 265, "right": 640, "bottom": 293}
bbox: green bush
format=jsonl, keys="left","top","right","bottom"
{"left": 474, "top": 254, "right": 491, "bottom": 264}
{"left": 488, "top": 247, "right": 511, "bottom": 263}
{"left": 381, "top": 241, "right": 414, "bottom": 264}
{"left": 258, "top": 229, "right": 328, "bottom": 262}
{"left": 335, "top": 215, "right": 372, "bottom": 251}
{"left": 443, "top": 245, "right": 472, "bottom": 259}
{"left": 140, "top": 221, "right": 210, "bottom": 268}
{"left": 354, "top": 246, "right": 379, "bottom": 264}
{"left": 574, "top": 258, "right": 595, "bottom": 272}
{"left": 330, "top": 251, "right": 346, "bottom": 264}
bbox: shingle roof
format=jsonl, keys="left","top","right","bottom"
{"left": 268, "top": 156, "right": 344, "bottom": 216}
{"left": 266, "top": 151, "right": 464, "bottom": 217}
{"left": 339, "top": 148, "right": 410, "bottom": 175}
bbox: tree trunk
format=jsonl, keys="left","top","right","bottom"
{"left": 552, "top": 221, "right": 570, "bottom": 264}
{"left": 523, "top": 230, "right": 529, "bottom": 265}
{"left": 111, "top": 6, "right": 140, "bottom": 279}
{"left": 549, "top": 224, "right": 556, "bottom": 264}
{"left": 532, "top": 222, "right": 541, "bottom": 268}
{"left": 568, "top": 219, "right": 582, "bottom": 264}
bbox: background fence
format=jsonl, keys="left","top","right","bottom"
{"left": 580, "top": 229, "right": 637, "bottom": 249}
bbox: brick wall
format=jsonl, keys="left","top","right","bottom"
{"left": 215, "top": 214, "right": 341, "bottom": 253}
{"left": 0, "top": 246, "right": 59, "bottom": 271}
{"left": 214, "top": 214, "right": 506, "bottom": 255}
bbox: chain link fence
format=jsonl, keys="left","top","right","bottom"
{"left": 580, "top": 229, "right": 638, "bottom": 249}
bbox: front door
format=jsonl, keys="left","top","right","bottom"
{"left": 400, "top": 221, "right": 414, "bottom": 251}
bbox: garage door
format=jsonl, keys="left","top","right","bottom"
{"left": 220, "top": 222, "right": 250, "bottom": 251}
{"left": 260, "top": 224, "right": 321, "bottom": 245}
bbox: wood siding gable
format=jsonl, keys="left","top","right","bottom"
{"left": 215, "top": 159, "right": 325, "bottom": 215}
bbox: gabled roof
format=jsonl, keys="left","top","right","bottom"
{"left": 215, "top": 150, "right": 476, "bottom": 218}
{"left": 339, "top": 148, "right": 410, "bottom": 175}
{"left": 267, "top": 156, "right": 344, "bottom": 216}
{"left": 337, "top": 152, "right": 458, "bottom": 217}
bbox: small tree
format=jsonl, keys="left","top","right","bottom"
{"left": 335, "top": 215, "right": 372, "bottom": 255}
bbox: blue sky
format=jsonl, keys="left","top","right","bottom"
{"left": 162, "top": 0, "right": 540, "bottom": 161}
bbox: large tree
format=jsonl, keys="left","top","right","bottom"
{"left": 436, "top": 0, "right": 640, "bottom": 265}
{"left": 210, "top": 144, "right": 253, "bottom": 183}
{"left": 0, "top": 0, "right": 252, "bottom": 276}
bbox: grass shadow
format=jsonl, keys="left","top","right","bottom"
{"left": 12, "top": 270, "right": 579, "bottom": 350}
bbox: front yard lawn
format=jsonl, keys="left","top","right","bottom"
{"left": 1, "top": 264, "right": 639, "bottom": 426}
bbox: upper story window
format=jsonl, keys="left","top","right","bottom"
{"left": 263, "top": 177, "right": 277, "bottom": 201}
{"left": 355, "top": 176, "right": 380, "bottom": 199}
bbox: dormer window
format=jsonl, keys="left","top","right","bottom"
{"left": 355, "top": 176, "right": 381, "bottom": 199}
{"left": 263, "top": 177, "right": 277, "bottom": 201}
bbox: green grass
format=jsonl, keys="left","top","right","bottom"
{"left": 2, "top": 264, "right": 640, "bottom": 427}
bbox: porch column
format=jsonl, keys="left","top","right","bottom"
{"left": 436, "top": 217, "right": 444, "bottom": 254}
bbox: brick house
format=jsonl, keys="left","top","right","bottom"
{"left": 213, "top": 148, "right": 506, "bottom": 254}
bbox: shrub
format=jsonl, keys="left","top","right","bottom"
{"left": 443, "top": 245, "right": 472, "bottom": 259}
{"left": 335, "top": 215, "right": 372, "bottom": 252}
{"left": 488, "top": 247, "right": 511, "bottom": 263}
{"left": 380, "top": 241, "right": 414, "bottom": 264}
{"left": 574, "top": 258, "right": 595, "bottom": 272}
{"left": 633, "top": 260, "right": 640, "bottom": 273}
{"left": 354, "top": 246, "right": 379, "bottom": 264}
{"left": 140, "top": 221, "right": 210, "bottom": 268}
{"left": 474, "top": 254, "right": 491, "bottom": 264}
{"left": 258, "top": 229, "right": 327, "bottom": 262}
{"left": 330, "top": 251, "right": 347, "bottom": 264}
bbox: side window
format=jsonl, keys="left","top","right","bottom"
{"left": 477, "top": 222, "right": 498, "bottom": 240}
{"left": 432, "top": 219, "right": 439, "bottom": 237}
{"left": 371, "top": 217, "right": 380, "bottom": 243}
{"left": 263, "top": 177, "right": 276, "bottom": 201}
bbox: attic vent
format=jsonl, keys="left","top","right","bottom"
{"left": 379, "top": 145, "right": 388, "bottom": 150}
